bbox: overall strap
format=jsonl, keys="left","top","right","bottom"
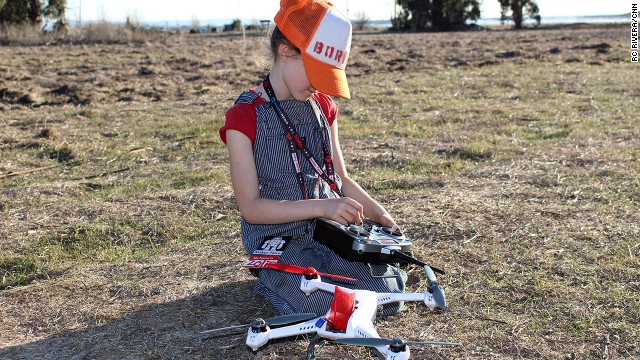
{"left": 262, "top": 74, "right": 342, "bottom": 199}
{"left": 234, "top": 90, "right": 260, "bottom": 105}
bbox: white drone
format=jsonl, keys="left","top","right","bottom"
{"left": 202, "top": 263, "right": 459, "bottom": 359}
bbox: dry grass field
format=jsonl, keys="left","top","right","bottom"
{"left": 1, "top": 23, "right": 638, "bottom": 359}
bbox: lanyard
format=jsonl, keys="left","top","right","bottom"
{"left": 262, "top": 74, "right": 342, "bottom": 199}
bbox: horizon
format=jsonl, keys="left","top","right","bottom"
{"left": 63, "top": 0, "right": 630, "bottom": 25}
{"left": 77, "top": 13, "right": 631, "bottom": 27}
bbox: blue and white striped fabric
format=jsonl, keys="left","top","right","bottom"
{"left": 237, "top": 91, "right": 407, "bottom": 316}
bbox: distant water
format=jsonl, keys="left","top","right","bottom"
{"left": 474, "top": 14, "right": 629, "bottom": 26}
{"left": 131, "top": 14, "right": 629, "bottom": 30}
{"left": 367, "top": 14, "right": 629, "bottom": 28}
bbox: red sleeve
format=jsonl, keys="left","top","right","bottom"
{"left": 314, "top": 93, "right": 338, "bottom": 126}
{"left": 220, "top": 93, "right": 337, "bottom": 146}
{"left": 219, "top": 103, "right": 258, "bottom": 146}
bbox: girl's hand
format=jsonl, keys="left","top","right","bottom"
{"left": 321, "top": 197, "right": 364, "bottom": 225}
{"left": 376, "top": 212, "right": 402, "bottom": 234}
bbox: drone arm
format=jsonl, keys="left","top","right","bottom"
{"left": 377, "top": 291, "right": 437, "bottom": 309}
{"left": 324, "top": 322, "right": 389, "bottom": 357}
{"left": 349, "top": 329, "right": 389, "bottom": 358}
{"left": 268, "top": 318, "right": 321, "bottom": 339}
{"left": 246, "top": 318, "right": 321, "bottom": 351}
{"left": 378, "top": 292, "right": 422, "bottom": 304}
{"left": 300, "top": 277, "right": 337, "bottom": 295}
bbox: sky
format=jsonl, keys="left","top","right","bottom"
{"left": 63, "top": 0, "right": 631, "bottom": 24}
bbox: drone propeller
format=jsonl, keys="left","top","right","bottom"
{"left": 335, "top": 337, "right": 460, "bottom": 348}
{"left": 200, "top": 313, "right": 318, "bottom": 334}
{"left": 423, "top": 265, "right": 446, "bottom": 309}
{"left": 266, "top": 263, "right": 358, "bottom": 282}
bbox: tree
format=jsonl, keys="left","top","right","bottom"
{"left": 393, "top": 0, "right": 480, "bottom": 32}
{"left": 499, "top": 0, "right": 540, "bottom": 29}
{"left": 440, "top": 0, "right": 480, "bottom": 30}
{"left": 353, "top": 11, "right": 370, "bottom": 31}
{"left": 45, "top": 0, "right": 66, "bottom": 20}
{"left": 0, "top": 0, "right": 66, "bottom": 27}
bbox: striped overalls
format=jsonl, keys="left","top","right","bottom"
{"left": 237, "top": 91, "right": 407, "bottom": 316}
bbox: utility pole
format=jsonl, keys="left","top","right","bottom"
{"left": 393, "top": 0, "right": 396, "bottom": 19}
{"left": 346, "top": 0, "right": 349, "bottom": 19}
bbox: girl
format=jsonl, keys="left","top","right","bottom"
{"left": 219, "top": 0, "right": 406, "bottom": 316}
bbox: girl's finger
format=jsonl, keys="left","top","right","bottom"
{"left": 391, "top": 224, "right": 402, "bottom": 234}
{"left": 345, "top": 212, "right": 357, "bottom": 225}
{"left": 353, "top": 207, "right": 364, "bottom": 224}
{"left": 347, "top": 198, "right": 363, "bottom": 212}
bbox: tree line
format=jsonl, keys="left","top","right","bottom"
{"left": 392, "top": 0, "right": 540, "bottom": 31}
{"left": 0, "top": 0, "right": 540, "bottom": 31}
{"left": 0, "top": 0, "right": 66, "bottom": 29}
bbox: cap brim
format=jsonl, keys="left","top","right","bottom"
{"left": 302, "top": 53, "right": 351, "bottom": 99}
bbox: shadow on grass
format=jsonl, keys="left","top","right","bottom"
{"left": 0, "top": 280, "right": 281, "bottom": 360}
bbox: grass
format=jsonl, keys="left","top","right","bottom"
{"left": 1, "top": 204, "right": 237, "bottom": 289}
{"left": 0, "top": 99, "right": 237, "bottom": 291}
{"left": 0, "top": 22, "right": 174, "bottom": 46}
{"left": 1, "top": 23, "right": 638, "bottom": 359}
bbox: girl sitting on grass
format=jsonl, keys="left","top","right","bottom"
{"left": 219, "top": 0, "right": 406, "bottom": 316}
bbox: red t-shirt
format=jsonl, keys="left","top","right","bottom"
{"left": 219, "top": 91, "right": 338, "bottom": 146}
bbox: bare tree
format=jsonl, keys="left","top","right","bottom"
{"left": 191, "top": 15, "right": 200, "bottom": 32}
{"left": 126, "top": 9, "right": 142, "bottom": 30}
{"left": 353, "top": 11, "right": 370, "bottom": 31}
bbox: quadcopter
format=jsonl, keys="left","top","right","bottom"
{"left": 202, "top": 263, "right": 459, "bottom": 359}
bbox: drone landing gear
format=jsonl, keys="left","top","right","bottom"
{"left": 371, "top": 347, "right": 387, "bottom": 360}
{"left": 305, "top": 334, "right": 327, "bottom": 360}
{"left": 305, "top": 335, "right": 386, "bottom": 360}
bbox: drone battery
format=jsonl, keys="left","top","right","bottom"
{"left": 313, "top": 218, "right": 413, "bottom": 264}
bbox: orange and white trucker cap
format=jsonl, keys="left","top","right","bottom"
{"left": 275, "top": 0, "right": 352, "bottom": 99}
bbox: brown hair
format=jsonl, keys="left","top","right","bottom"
{"left": 269, "top": 26, "right": 300, "bottom": 58}
{"left": 256, "top": 26, "right": 301, "bottom": 69}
